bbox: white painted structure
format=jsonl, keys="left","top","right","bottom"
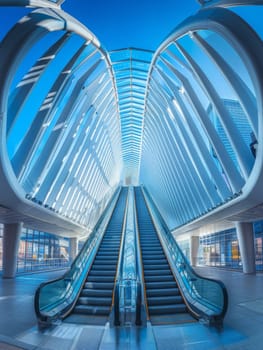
{"left": 0, "top": 0, "right": 263, "bottom": 274}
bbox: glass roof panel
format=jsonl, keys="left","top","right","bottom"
{"left": 110, "top": 48, "right": 153, "bottom": 183}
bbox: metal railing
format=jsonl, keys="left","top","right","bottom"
{"left": 133, "top": 188, "right": 147, "bottom": 325}
{"left": 112, "top": 187, "right": 146, "bottom": 326}
{"left": 17, "top": 257, "right": 69, "bottom": 274}
{"left": 142, "top": 187, "right": 228, "bottom": 327}
{"left": 112, "top": 189, "right": 129, "bottom": 326}
{"left": 34, "top": 187, "right": 121, "bottom": 326}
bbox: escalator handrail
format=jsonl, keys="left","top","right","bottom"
{"left": 133, "top": 187, "right": 148, "bottom": 325}
{"left": 112, "top": 187, "right": 129, "bottom": 325}
{"left": 112, "top": 186, "right": 147, "bottom": 326}
{"left": 142, "top": 186, "right": 228, "bottom": 324}
{"left": 34, "top": 186, "right": 121, "bottom": 323}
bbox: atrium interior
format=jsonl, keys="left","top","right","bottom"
{"left": 0, "top": 0, "right": 263, "bottom": 349}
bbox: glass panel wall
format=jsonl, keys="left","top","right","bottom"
{"left": 199, "top": 229, "right": 242, "bottom": 270}
{"left": 194, "top": 220, "right": 263, "bottom": 271}
{"left": 0, "top": 223, "right": 70, "bottom": 274}
{"left": 177, "top": 239, "right": 190, "bottom": 263}
{"left": 16, "top": 228, "right": 70, "bottom": 273}
{"left": 254, "top": 220, "right": 263, "bottom": 271}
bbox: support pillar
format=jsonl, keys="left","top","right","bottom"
{"left": 69, "top": 237, "right": 78, "bottom": 263}
{"left": 235, "top": 222, "right": 255, "bottom": 274}
{"left": 2, "top": 223, "right": 23, "bottom": 278}
{"left": 190, "top": 236, "right": 199, "bottom": 267}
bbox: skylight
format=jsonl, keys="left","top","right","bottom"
{"left": 110, "top": 48, "right": 153, "bottom": 184}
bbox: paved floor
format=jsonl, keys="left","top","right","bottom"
{"left": 0, "top": 267, "right": 262, "bottom": 349}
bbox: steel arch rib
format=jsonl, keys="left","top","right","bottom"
{"left": 0, "top": 7, "right": 119, "bottom": 235}
{"left": 142, "top": 6, "right": 263, "bottom": 232}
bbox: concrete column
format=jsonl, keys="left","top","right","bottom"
{"left": 69, "top": 237, "right": 78, "bottom": 263}
{"left": 190, "top": 236, "right": 199, "bottom": 267}
{"left": 2, "top": 223, "right": 23, "bottom": 278}
{"left": 235, "top": 222, "right": 255, "bottom": 274}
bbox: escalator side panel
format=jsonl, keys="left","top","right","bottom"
{"left": 67, "top": 187, "right": 128, "bottom": 324}
{"left": 134, "top": 187, "right": 195, "bottom": 325}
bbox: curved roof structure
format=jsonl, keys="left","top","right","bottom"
{"left": 110, "top": 48, "right": 153, "bottom": 183}
{"left": 0, "top": 0, "right": 263, "bottom": 237}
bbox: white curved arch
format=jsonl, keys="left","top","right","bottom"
{"left": 0, "top": 7, "right": 121, "bottom": 235}
{"left": 0, "top": 0, "right": 64, "bottom": 8}
{"left": 140, "top": 6, "right": 263, "bottom": 232}
{"left": 198, "top": 0, "right": 263, "bottom": 8}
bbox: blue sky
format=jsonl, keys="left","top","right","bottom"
{"left": 62, "top": 0, "right": 200, "bottom": 50}
{"left": 0, "top": 1, "right": 200, "bottom": 51}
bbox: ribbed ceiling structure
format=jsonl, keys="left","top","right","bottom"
{"left": 1, "top": 0, "right": 263, "bottom": 237}
{"left": 110, "top": 49, "right": 153, "bottom": 184}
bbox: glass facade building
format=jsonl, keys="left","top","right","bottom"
{"left": 2, "top": 217, "right": 262, "bottom": 275}
{"left": 178, "top": 219, "right": 263, "bottom": 272}
{"left": 208, "top": 99, "right": 254, "bottom": 173}
{"left": 199, "top": 228, "right": 242, "bottom": 270}
{"left": 0, "top": 224, "right": 70, "bottom": 274}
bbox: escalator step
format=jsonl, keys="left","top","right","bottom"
{"left": 100, "top": 242, "right": 120, "bottom": 246}
{"left": 141, "top": 251, "right": 166, "bottom": 255}
{"left": 81, "top": 289, "right": 112, "bottom": 297}
{"left": 144, "top": 270, "right": 172, "bottom": 276}
{"left": 147, "top": 287, "right": 179, "bottom": 297}
{"left": 100, "top": 238, "right": 120, "bottom": 240}
{"left": 95, "top": 253, "right": 118, "bottom": 259}
{"left": 147, "top": 295, "right": 183, "bottom": 306}
{"left": 140, "top": 243, "right": 160, "bottom": 246}
{"left": 74, "top": 305, "right": 110, "bottom": 316}
{"left": 91, "top": 265, "right": 116, "bottom": 271}
{"left": 146, "top": 281, "right": 178, "bottom": 289}
{"left": 89, "top": 270, "right": 116, "bottom": 276}
{"left": 84, "top": 281, "right": 114, "bottom": 289}
{"left": 98, "top": 248, "right": 119, "bottom": 252}
{"left": 96, "top": 253, "right": 119, "bottom": 258}
{"left": 97, "top": 246, "right": 120, "bottom": 250}
{"left": 141, "top": 244, "right": 162, "bottom": 248}
{"left": 99, "top": 246, "right": 119, "bottom": 249}
{"left": 93, "top": 260, "right": 118, "bottom": 265}
{"left": 140, "top": 242, "right": 162, "bottom": 245}
{"left": 143, "top": 264, "right": 170, "bottom": 270}
{"left": 148, "top": 304, "right": 188, "bottom": 315}
{"left": 87, "top": 276, "right": 115, "bottom": 282}
{"left": 143, "top": 259, "right": 167, "bottom": 265}
{"left": 78, "top": 296, "right": 112, "bottom": 306}
{"left": 144, "top": 275, "right": 174, "bottom": 282}
{"left": 143, "top": 254, "right": 166, "bottom": 260}
{"left": 141, "top": 246, "right": 163, "bottom": 250}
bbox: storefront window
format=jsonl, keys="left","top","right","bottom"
{"left": 16, "top": 228, "right": 70, "bottom": 273}
{"left": 199, "top": 229, "right": 242, "bottom": 270}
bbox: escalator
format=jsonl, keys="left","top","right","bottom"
{"left": 36, "top": 186, "right": 227, "bottom": 327}
{"left": 68, "top": 187, "right": 128, "bottom": 323}
{"left": 35, "top": 187, "right": 128, "bottom": 326}
{"left": 134, "top": 187, "right": 195, "bottom": 324}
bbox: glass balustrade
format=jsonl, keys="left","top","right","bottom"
{"left": 143, "top": 187, "right": 228, "bottom": 325}
{"left": 35, "top": 188, "right": 120, "bottom": 325}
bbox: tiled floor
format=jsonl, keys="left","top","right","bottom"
{"left": 0, "top": 267, "right": 263, "bottom": 349}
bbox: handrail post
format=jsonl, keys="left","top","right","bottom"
{"left": 135, "top": 281, "right": 142, "bottom": 326}
{"left": 114, "top": 281, "right": 120, "bottom": 326}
